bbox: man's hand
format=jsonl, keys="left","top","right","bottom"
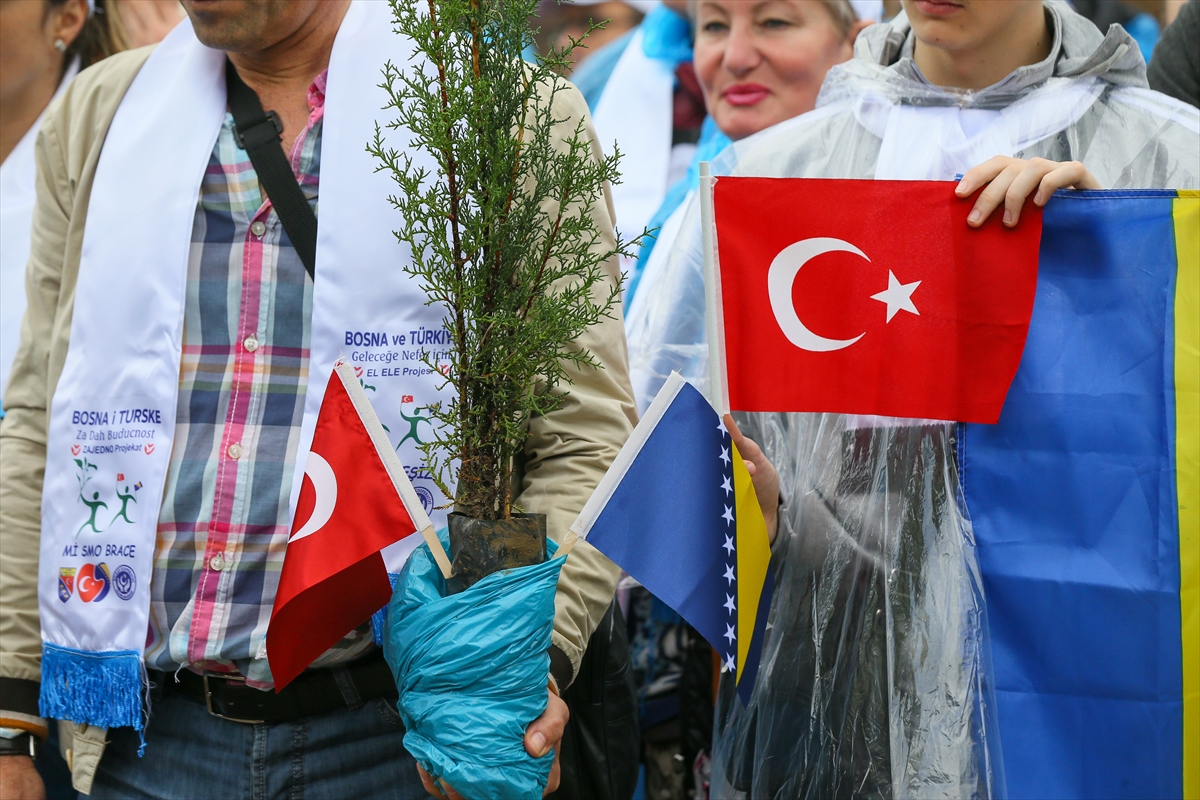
{"left": 417, "top": 687, "right": 569, "bottom": 799}
{"left": 524, "top": 689, "right": 567, "bottom": 795}
{"left": 725, "top": 414, "right": 781, "bottom": 545}
{"left": 957, "top": 157, "right": 1101, "bottom": 229}
{"left": 0, "top": 756, "right": 46, "bottom": 800}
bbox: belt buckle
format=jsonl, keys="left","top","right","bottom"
{"left": 202, "top": 673, "right": 266, "bottom": 724}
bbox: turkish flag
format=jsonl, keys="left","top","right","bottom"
{"left": 716, "top": 178, "right": 1043, "bottom": 423}
{"left": 266, "top": 361, "right": 428, "bottom": 689}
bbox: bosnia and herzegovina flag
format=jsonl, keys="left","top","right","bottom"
{"left": 960, "top": 190, "right": 1198, "bottom": 800}
{"left": 570, "top": 372, "right": 774, "bottom": 703}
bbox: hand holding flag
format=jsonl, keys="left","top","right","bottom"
{"left": 569, "top": 372, "right": 776, "bottom": 703}
{"left": 723, "top": 413, "right": 779, "bottom": 546}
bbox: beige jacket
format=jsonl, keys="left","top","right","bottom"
{"left": 0, "top": 46, "right": 634, "bottom": 792}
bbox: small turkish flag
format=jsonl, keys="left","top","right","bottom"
{"left": 716, "top": 178, "right": 1043, "bottom": 423}
{"left": 266, "top": 361, "right": 435, "bottom": 689}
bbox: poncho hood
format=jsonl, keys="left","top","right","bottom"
{"left": 848, "top": 0, "right": 1147, "bottom": 108}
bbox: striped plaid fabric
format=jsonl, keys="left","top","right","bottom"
{"left": 145, "top": 72, "right": 373, "bottom": 688}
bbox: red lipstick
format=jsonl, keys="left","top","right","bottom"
{"left": 722, "top": 83, "right": 770, "bottom": 107}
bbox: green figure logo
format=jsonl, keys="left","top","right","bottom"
{"left": 396, "top": 404, "right": 434, "bottom": 448}
{"left": 78, "top": 491, "right": 108, "bottom": 536}
{"left": 111, "top": 482, "right": 138, "bottom": 525}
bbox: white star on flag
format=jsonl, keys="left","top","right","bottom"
{"left": 722, "top": 505, "right": 735, "bottom": 526}
{"left": 721, "top": 475, "right": 733, "bottom": 496}
{"left": 717, "top": 418, "right": 728, "bottom": 435}
{"left": 723, "top": 534, "right": 735, "bottom": 555}
{"left": 870, "top": 270, "right": 921, "bottom": 323}
{"left": 724, "top": 623, "right": 736, "bottom": 644}
{"left": 723, "top": 563, "right": 736, "bottom": 585}
{"left": 724, "top": 593, "right": 736, "bottom": 614}
{"left": 724, "top": 653, "right": 736, "bottom": 673}
{"left": 720, "top": 446, "right": 731, "bottom": 466}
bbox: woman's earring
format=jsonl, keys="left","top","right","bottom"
{"left": 54, "top": 38, "right": 67, "bottom": 52}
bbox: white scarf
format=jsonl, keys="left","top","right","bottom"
{"left": 37, "top": 1, "right": 452, "bottom": 732}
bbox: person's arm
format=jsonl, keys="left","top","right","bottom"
{"left": 514, "top": 78, "right": 637, "bottom": 692}
{"left": 0, "top": 90, "right": 75, "bottom": 800}
{"left": 515, "top": 78, "right": 636, "bottom": 800}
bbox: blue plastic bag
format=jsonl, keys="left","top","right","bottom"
{"left": 383, "top": 531, "right": 564, "bottom": 799}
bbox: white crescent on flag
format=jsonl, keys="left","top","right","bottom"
{"left": 290, "top": 453, "right": 337, "bottom": 542}
{"left": 767, "top": 238, "right": 868, "bottom": 353}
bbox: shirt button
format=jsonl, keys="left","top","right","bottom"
{"left": 243, "top": 335, "right": 259, "bottom": 353}
{"left": 227, "top": 442, "right": 243, "bottom": 460}
{"left": 250, "top": 220, "right": 267, "bottom": 237}
{"left": 209, "top": 554, "right": 225, "bottom": 571}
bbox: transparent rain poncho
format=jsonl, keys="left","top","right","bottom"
{"left": 622, "top": 3, "right": 1199, "bottom": 798}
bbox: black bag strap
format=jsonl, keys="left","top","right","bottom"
{"left": 225, "top": 59, "right": 318, "bottom": 279}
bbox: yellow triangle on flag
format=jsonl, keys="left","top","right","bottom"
{"left": 731, "top": 440, "right": 772, "bottom": 686}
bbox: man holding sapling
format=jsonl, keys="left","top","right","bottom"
{"left": 0, "top": 0, "right": 635, "bottom": 797}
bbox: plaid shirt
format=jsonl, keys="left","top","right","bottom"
{"left": 146, "top": 72, "right": 373, "bottom": 687}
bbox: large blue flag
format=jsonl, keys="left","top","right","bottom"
{"left": 962, "top": 190, "right": 1197, "bottom": 799}
{"left": 570, "top": 372, "right": 775, "bottom": 703}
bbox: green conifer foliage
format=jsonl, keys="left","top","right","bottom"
{"left": 371, "top": 0, "right": 639, "bottom": 521}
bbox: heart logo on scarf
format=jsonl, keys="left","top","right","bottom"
{"left": 71, "top": 445, "right": 81, "bottom": 456}
{"left": 144, "top": 443, "right": 155, "bottom": 455}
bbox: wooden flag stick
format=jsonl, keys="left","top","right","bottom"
{"left": 421, "top": 524, "right": 454, "bottom": 580}
{"left": 556, "top": 530, "right": 581, "bottom": 559}
{"left": 333, "top": 360, "right": 453, "bottom": 581}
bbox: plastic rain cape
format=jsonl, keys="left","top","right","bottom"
{"left": 383, "top": 533, "right": 563, "bottom": 800}
{"left": 623, "top": 5, "right": 1199, "bottom": 798}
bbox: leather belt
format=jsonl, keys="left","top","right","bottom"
{"left": 152, "top": 648, "right": 397, "bottom": 724}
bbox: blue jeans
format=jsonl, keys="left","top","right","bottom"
{"left": 86, "top": 688, "right": 426, "bottom": 799}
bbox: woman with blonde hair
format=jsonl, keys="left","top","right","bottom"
{"left": 627, "top": 0, "right": 871, "bottom": 394}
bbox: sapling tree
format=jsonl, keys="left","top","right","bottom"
{"left": 371, "top": 0, "right": 639, "bottom": 522}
